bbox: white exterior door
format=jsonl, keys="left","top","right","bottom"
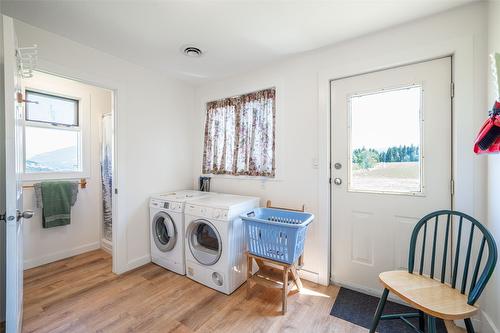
{"left": 3, "top": 15, "right": 31, "bottom": 333}
{"left": 330, "top": 58, "right": 452, "bottom": 293}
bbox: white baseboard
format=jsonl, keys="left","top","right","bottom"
{"left": 126, "top": 255, "right": 151, "bottom": 272}
{"left": 480, "top": 310, "right": 500, "bottom": 333}
{"left": 24, "top": 241, "right": 101, "bottom": 270}
{"left": 299, "top": 269, "right": 320, "bottom": 284}
{"left": 101, "top": 238, "right": 112, "bottom": 254}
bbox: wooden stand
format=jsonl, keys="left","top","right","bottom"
{"left": 246, "top": 252, "right": 303, "bottom": 315}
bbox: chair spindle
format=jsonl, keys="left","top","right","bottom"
{"left": 469, "top": 236, "right": 486, "bottom": 294}
{"left": 461, "top": 225, "right": 475, "bottom": 294}
{"left": 430, "top": 216, "right": 439, "bottom": 279}
{"left": 440, "top": 214, "right": 451, "bottom": 283}
{"left": 419, "top": 222, "right": 428, "bottom": 275}
{"left": 452, "top": 217, "right": 464, "bottom": 289}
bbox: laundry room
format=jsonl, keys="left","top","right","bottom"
{"left": 1, "top": 2, "right": 500, "bottom": 333}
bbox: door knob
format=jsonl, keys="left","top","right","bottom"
{"left": 17, "top": 210, "right": 34, "bottom": 221}
{"left": 333, "top": 178, "right": 342, "bottom": 185}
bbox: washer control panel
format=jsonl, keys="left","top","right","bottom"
{"left": 150, "top": 199, "right": 182, "bottom": 212}
{"left": 185, "top": 204, "right": 229, "bottom": 220}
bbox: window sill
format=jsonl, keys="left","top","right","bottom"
{"left": 21, "top": 172, "right": 89, "bottom": 183}
{"left": 202, "top": 174, "right": 283, "bottom": 182}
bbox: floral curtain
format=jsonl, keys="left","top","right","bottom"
{"left": 202, "top": 88, "right": 275, "bottom": 177}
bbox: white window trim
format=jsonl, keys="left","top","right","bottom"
{"left": 21, "top": 86, "right": 91, "bottom": 182}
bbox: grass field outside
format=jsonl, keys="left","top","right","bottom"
{"left": 351, "top": 161, "right": 420, "bottom": 193}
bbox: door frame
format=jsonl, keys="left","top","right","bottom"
{"left": 27, "top": 68, "right": 120, "bottom": 274}
{"left": 328, "top": 56, "right": 454, "bottom": 294}
{"left": 316, "top": 35, "right": 483, "bottom": 289}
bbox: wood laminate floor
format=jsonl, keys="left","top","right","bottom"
{"left": 22, "top": 250, "right": 464, "bottom": 333}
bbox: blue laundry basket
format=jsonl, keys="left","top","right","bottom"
{"left": 241, "top": 208, "right": 314, "bottom": 264}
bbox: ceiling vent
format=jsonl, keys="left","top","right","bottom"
{"left": 183, "top": 46, "right": 203, "bottom": 57}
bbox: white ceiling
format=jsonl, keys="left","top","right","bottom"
{"left": 2, "top": 0, "right": 475, "bottom": 84}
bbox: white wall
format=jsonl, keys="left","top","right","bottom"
{"left": 194, "top": 3, "right": 488, "bottom": 286}
{"left": 12, "top": 19, "right": 196, "bottom": 274}
{"left": 484, "top": 2, "right": 500, "bottom": 333}
{"left": 21, "top": 71, "right": 112, "bottom": 269}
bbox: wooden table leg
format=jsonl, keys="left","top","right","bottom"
{"left": 246, "top": 255, "right": 253, "bottom": 299}
{"left": 282, "top": 266, "right": 289, "bottom": 315}
{"left": 291, "top": 266, "right": 303, "bottom": 291}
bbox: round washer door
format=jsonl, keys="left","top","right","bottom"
{"left": 187, "top": 219, "right": 222, "bottom": 266}
{"left": 152, "top": 211, "right": 177, "bottom": 252}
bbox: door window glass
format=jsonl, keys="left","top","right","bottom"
{"left": 349, "top": 85, "right": 423, "bottom": 194}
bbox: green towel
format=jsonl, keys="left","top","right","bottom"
{"left": 41, "top": 181, "right": 75, "bottom": 228}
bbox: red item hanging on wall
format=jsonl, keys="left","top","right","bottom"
{"left": 474, "top": 101, "right": 500, "bottom": 154}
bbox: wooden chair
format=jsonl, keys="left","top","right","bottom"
{"left": 245, "top": 200, "right": 305, "bottom": 314}
{"left": 370, "top": 210, "right": 497, "bottom": 333}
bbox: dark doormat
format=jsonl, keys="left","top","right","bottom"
{"left": 330, "top": 287, "right": 447, "bottom": 333}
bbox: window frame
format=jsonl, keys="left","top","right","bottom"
{"left": 25, "top": 90, "right": 79, "bottom": 127}
{"left": 21, "top": 86, "right": 91, "bottom": 182}
{"left": 346, "top": 83, "right": 425, "bottom": 196}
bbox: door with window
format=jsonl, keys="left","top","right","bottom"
{"left": 330, "top": 58, "right": 452, "bottom": 291}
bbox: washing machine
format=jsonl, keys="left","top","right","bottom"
{"left": 184, "top": 194, "right": 259, "bottom": 294}
{"left": 149, "top": 190, "right": 214, "bottom": 275}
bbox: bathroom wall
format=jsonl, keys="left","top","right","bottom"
{"left": 21, "top": 71, "right": 112, "bottom": 269}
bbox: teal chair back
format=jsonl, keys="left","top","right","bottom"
{"left": 408, "top": 210, "right": 497, "bottom": 305}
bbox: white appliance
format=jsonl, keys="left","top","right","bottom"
{"left": 149, "top": 190, "right": 214, "bottom": 275}
{"left": 184, "top": 194, "right": 259, "bottom": 294}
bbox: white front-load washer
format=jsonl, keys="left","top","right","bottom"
{"left": 184, "top": 194, "right": 259, "bottom": 294}
{"left": 149, "top": 190, "right": 214, "bottom": 275}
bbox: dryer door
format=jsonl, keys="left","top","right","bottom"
{"left": 187, "top": 219, "right": 222, "bottom": 266}
{"left": 152, "top": 211, "right": 177, "bottom": 252}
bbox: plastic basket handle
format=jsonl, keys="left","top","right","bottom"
{"left": 267, "top": 249, "right": 284, "bottom": 257}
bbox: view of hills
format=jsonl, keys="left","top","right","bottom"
{"left": 26, "top": 146, "right": 79, "bottom": 172}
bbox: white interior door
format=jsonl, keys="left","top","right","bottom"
{"left": 3, "top": 15, "right": 31, "bottom": 333}
{"left": 330, "top": 58, "right": 452, "bottom": 293}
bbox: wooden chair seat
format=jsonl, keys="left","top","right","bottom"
{"left": 379, "top": 270, "right": 478, "bottom": 321}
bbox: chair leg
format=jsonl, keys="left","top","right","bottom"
{"left": 427, "top": 315, "right": 437, "bottom": 333}
{"left": 369, "top": 288, "right": 389, "bottom": 333}
{"left": 464, "top": 318, "right": 475, "bottom": 333}
{"left": 418, "top": 310, "right": 425, "bottom": 331}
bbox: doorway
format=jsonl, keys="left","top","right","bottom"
{"left": 330, "top": 57, "right": 453, "bottom": 292}
{"left": 20, "top": 70, "right": 115, "bottom": 269}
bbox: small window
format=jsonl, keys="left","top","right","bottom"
{"left": 24, "top": 90, "right": 82, "bottom": 174}
{"left": 202, "top": 88, "right": 275, "bottom": 177}
{"left": 349, "top": 85, "right": 423, "bottom": 194}
{"left": 25, "top": 90, "right": 78, "bottom": 126}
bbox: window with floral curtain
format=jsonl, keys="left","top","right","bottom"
{"left": 202, "top": 88, "right": 275, "bottom": 177}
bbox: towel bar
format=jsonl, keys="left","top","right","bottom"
{"left": 22, "top": 178, "right": 87, "bottom": 190}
